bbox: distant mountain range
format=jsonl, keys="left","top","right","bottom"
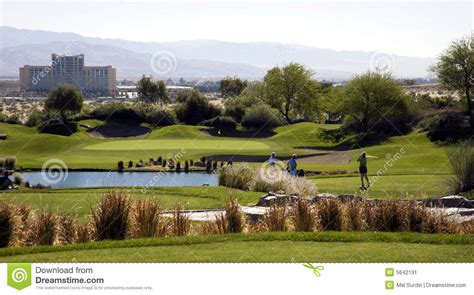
{"left": 0, "top": 26, "right": 435, "bottom": 81}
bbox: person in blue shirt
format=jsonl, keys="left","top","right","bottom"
{"left": 287, "top": 154, "right": 297, "bottom": 176}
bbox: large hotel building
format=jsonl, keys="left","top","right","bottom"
{"left": 19, "top": 54, "right": 116, "bottom": 96}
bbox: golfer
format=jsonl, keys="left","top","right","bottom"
{"left": 287, "top": 154, "right": 297, "bottom": 176}
{"left": 357, "top": 152, "right": 378, "bottom": 189}
{"left": 269, "top": 152, "right": 277, "bottom": 167}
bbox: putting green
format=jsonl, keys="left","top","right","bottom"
{"left": 84, "top": 139, "right": 271, "bottom": 151}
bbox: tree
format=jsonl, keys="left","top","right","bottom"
{"left": 432, "top": 35, "right": 473, "bottom": 126}
{"left": 260, "top": 63, "right": 320, "bottom": 123}
{"left": 220, "top": 77, "right": 248, "bottom": 98}
{"left": 320, "top": 87, "right": 345, "bottom": 123}
{"left": 342, "top": 72, "right": 410, "bottom": 133}
{"left": 44, "top": 85, "right": 84, "bottom": 122}
{"left": 136, "top": 76, "right": 169, "bottom": 105}
{"left": 175, "top": 90, "right": 221, "bottom": 125}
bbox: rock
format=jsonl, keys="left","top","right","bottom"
{"left": 423, "top": 195, "right": 473, "bottom": 208}
{"left": 310, "top": 193, "right": 363, "bottom": 203}
{"left": 0, "top": 134, "right": 7, "bottom": 140}
{"left": 241, "top": 206, "right": 269, "bottom": 222}
{"left": 256, "top": 192, "right": 299, "bottom": 207}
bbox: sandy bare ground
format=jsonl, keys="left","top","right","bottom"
{"left": 87, "top": 123, "right": 150, "bottom": 138}
{"left": 209, "top": 150, "right": 353, "bottom": 164}
{"left": 297, "top": 150, "right": 353, "bottom": 164}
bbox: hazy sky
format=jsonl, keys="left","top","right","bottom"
{"left": 0, "top": 0, "right": 472, "bottom": 57}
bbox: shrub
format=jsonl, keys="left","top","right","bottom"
{"left": 423, "top": 112, "right": 472, "bottom": 142}
{"left": 175, "top": 90, "right": 221, "bottom": 125}
{"left": 29, "top": 211, "right": 58, "bottom": 246}
{"left": 76, "top": 224, "right": 91, "bottom": 244}
{"left": 223, "top": 92, "right": 260, "bottom": 122}
{"left": 241, "top": 105, "right": 284, "bottom": 129}
{"left": 132, "top": 198, "right": 168, "bottom": 238}
{"left": 91, "top": 102, "right": 143, "bottom": 124}
{"left": 316, "top": 199, "right": 342, "bottom": 231}
{"left": 368, "top": 201, "right": 405, "bottom": 232}
{"left": 184, "top": 161, "right": 189, "bottom": 172}
{"left": 0, "top": 203, "right": 15, "bottom": 247}
{"left": 172, "top": 205, "right": 191, "bottom": 236}
{"left": 140, "top": 106, "right": 177, "bottom": 127}
{"left": 4, "top": 156, "right": 16, "bottom": 170}
{"left": 58, "top": 214, "right": 77, "bottom": 244}
{"left": 218, "top": 164, "right": 254, "bottom": 190}
{"left": 13, "top": 205, "right": 31, "bottom": 246}
{"left": 199, "top": 116, "right": 237, "bottom": 132}
{"left": 224, "top": 103, "right": 246, "bottom": 123}
{"left": 263, "top": 204, "right": 288, "bottom": 231}
{"left": 117, "top": 161, "right": 124, "bottom": 172}
{"left": 91, "top": 190, "right": 131, "bottom": 240}
{"left": 293, "top": 198, "right": 315, "bottom": 231}
{"left": 340, "top": 201, "right": 368, "bottom": 231}
{"left": 219, "top": 163, "right": 317, "bottom": 195}
{"left": 176, "top": 161, "right": 181, "bottom": 172}
{"left": 25, "top": 108, "right": 42, "bottom": 127}
{"left": 447, "top": 140, "right": 474, "bottom": 194}
{"left": 13, "top": 174, "right": 22, "bottom": 185}
{"left": 5, "top": 114, "right": 21, "bottom": 124}
{"left": 223, "top": 198, "right": 244, "bottom": 233}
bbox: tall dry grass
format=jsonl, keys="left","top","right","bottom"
{"left": 58, "top": 214, "right": 77, "bottom": 244}
{"left": 262, "top": 204, "right": 288, "bottom": 232}
{"left": 316, "top": 199, "right": 342, "bottom": 231}
{"left": 172, "top": 205, "right": 191, "bottom": 236}
{"left": 0, "top": 193, "right": 470, "bottom": 249}
{"left": 218, "top": 164, "right": 254, "bottom": 190}
{"left": 12, "top": 205, "right": 32, "bottom": 246}
{"left": 29, "top": 211, "right": 58, "bottom": 246}
{"left": 76, "top": 224, "right": 91, "bottom": 243}
{"left": 91, "top": 190, "right": 131, "bottom": 240}
{"left": 293, "top": 198, "right": 317, "bottom": 231}
{"left": 340, "top": 201, "right": 368, "bottom": 231}
{"left": 219, "top": 163, "right": 317, "bottom": 195}
{"left": 131, "top": 198, "right": 169, "bottom": 238}
{"left": 0, "top": 203, "right": 15, "bottom": 247}
{"left": 200, "top": 198, "right": 245, "bottom": 234}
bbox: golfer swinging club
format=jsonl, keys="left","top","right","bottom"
{"left": 357, "top": 151, "right": 378, "bottom": 190}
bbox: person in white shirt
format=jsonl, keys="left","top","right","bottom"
{"left": 269, "top": 152, "right": 277, "bottom": 167}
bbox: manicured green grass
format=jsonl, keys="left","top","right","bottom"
{"left": 0, "top": 121, "right": 456, "bottom": 198}
{"left": 0, "top": 186, "right": 262, "bottom": 221}
{"left": 313, "top": 174, "right": 449, "bottom": 199}
{"left": 1, "top": 232, "right": 472, "bottom": 262}
{"left": 85, "top": 139, "right": 271, "bottom": 151}
{"left": 0, "top": 122, "right": 336, "bottom": 169}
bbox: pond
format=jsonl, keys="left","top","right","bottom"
{"left": 19, "top": 171, "right": 218, "bottom": 189}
